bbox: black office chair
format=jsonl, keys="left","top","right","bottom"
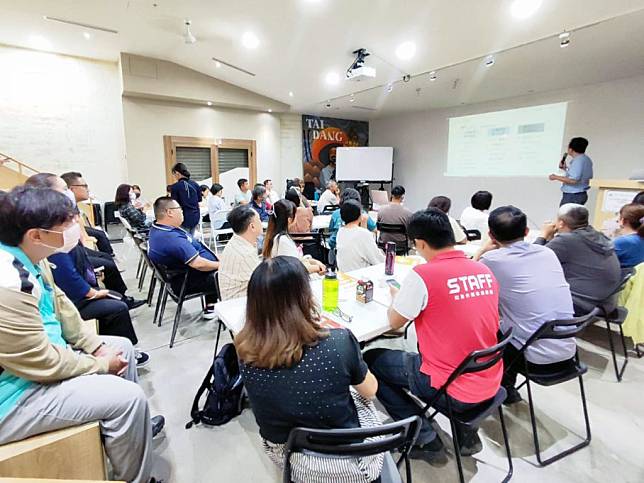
{"left": 149, "top": 261, "right": 219, "bottom": 348}
{"left": 416, "top": 330, "right": 514, "bottom": 483}
{"left": 283, "top": 416, "right": 422, "bottom": 483}
{"left": 464, "top": 229, "right": 482, "bottom": 242}
{"left": 513, "top": 308, "right": 600, "bottom": 466}
{"left": 291, "top": 232, "right": 328, "bottom": 265}
{"left": 376, "top": 222, "right": 410, "bottom": 256}
{"left": 598, "top": 272, "right": 634, "bottom": 381}
{"left": 321, "top": 204, "right": 340, "bottom": 215}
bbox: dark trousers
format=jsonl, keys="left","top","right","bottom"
{"left": 86, "top": 249, "right": 128, "bottom": 296}
{"left": 364, "top": 349, "right": 481, "bottom": 446}
{"left": 76, "top": 292, "right": 138, "bottom": 345}
{"left": 170, "top": 269, "right": 218, "bottom": 305}
{"left": 560, "top": 191, "right": 588, "bottom": 206}
{"left": 86, "top": 227, "right": 114, "bottom": 256}
{"left": 501, "top": 343, "right": 576, "bottom": 388}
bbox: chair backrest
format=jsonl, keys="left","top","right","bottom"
{"left": 148, "top": 259, "right": 188, "bottom": 297}
{"left": 609, "top": 271, "right": 634, "bottom": 298}
{"left": 283, "top": 416, "right": 422, "bottom": 483}
{"left": 464, "top": 229, "right": 482, "bottom": 241}
{"left": 211, "top": 209, "right": 231, "bottom": 228}
{"left": 321, "top": 204, "right": 340, "bottom": 215}
{"left": 376, "top": 222, "right": 407, "bottom": 235}
{"left": 522, "top": 308, "right": 600, "bottom": 349}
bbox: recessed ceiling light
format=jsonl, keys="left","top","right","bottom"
{"left": 325, "top": 72, "right": 340, "bottom": 86}
{"left": 511, "top": 0, "right": 542, "bottom": 19}
{"left": 215, "top": 61, "right": 221, "bottom": 68}
{"left": 559, "top": 31, "right": 571, "bottom": 48}
{"left": 268, "top": 109, "right": 272, "bottom": 113}
{"left": 349, "top": 94, "right": 355, "bottom": 103}
{"left": 288, "top": 91, "right": 294, "bottom": 97}
{"left": 428, "top": 71, "right": 437, "bottom": 81}
{"left": 207, "top": 101, "right": 213, "bottom": 106}
{"left": 484, "top": 55, "right": 495, "bottom": 67}
{"left": 29, "top": 35, "right": 53, "bottom": 51}
{"left": 395, "top": 41, "right": 416, "bottom": 61}
{"left": 83, "top": 32, "right": 91, "bottom": 40}
{"left": 241, "top": 31, "right": 259, "bottom": 49}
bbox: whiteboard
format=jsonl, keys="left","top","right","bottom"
{"left": 336, "top": 147, "right": 393, "bottom": 182}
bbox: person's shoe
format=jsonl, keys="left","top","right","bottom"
{"left": 409, "top": 436, "right": 448, "bottom": 465}
{"left": 458, "top": 430, "right": 483, "bottom": 456}
{"left": 125, "top": 296, "right": 146, "bottom": 310}
{"left": 135, "top": 351, "right": 150, "bottom": 368}
{"left": 151, "top": 415, "right": 165, "bottom": 438}
{"left": 503, "top": 386, "right": 523, "bottom": 406}
{"left": 202, "top": 305, "right": 217, "bottom": 320}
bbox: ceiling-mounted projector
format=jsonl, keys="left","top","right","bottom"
{"left": 346, "top": 48, "right": 376, "bottom": 81}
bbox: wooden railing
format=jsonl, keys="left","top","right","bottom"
{"left": 0, "top": 152, "right": 40, "bottom": 190}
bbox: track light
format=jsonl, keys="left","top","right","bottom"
{"left": 183, "top": 20, "right": 197, "bottom": 44}
{"left": 559, "top": 31, "right": 571, "bottom": 48}
{"left": 428, "top": 71, "right": 437, "bottom": 81}
{"left": 484, "top": 55, "right": 495, "bottom": 67}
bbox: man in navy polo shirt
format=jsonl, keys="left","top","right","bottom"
{"left": 148, "top": 197, "right": 220, "bottom": 319}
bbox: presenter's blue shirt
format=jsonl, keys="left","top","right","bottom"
{"left": 148, "top": 223, "right": 217, "bottom": 270}
{"left": 0, "top": 244, "right": 67, "bottom": 420}
{"left": 561, "top": 154, "right": 593, "bottom": 193}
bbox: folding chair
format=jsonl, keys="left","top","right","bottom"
{"left": 514, "top": 308, "right": 600, "bottom": 466}
{"left": 376, "top": 222, "right": 410, "bottom": 256}
{"left": 417, "top": 330, "right": 514, "bottom": 483}
{"left": 149, "top": 261, "right": 219, "bottom": 348}
{"left": 598, "top": 272, "right": 634, "bottom": 381}
{"left": 464, "top": 229, "right": 482, "bottom": 242}
{"left": 283, "top": 416, "right": 422, "bottom": 483}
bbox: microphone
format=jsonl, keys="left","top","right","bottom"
{"left": 558, "top": 153, "right": 567, "bottom": 170}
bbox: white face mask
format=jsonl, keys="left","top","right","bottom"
{"left": 40, "top": 223, "right": 81, "bottom": 254}
{"left": 64, "top": 189, "right": 77, "bottom": 206}
{"left": 129, "top": 191, "right": 136, "bottom": 202}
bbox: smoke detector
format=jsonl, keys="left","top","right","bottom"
{"left": 183, "top": 20, "right": 197, "bottom": 44}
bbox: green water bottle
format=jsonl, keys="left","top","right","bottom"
{"left": 322, "top": 270, "right": 339, "bottom": 312}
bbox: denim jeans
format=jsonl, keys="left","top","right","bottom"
{"left": 560, "top": 191, "right": 588, "bottom": 206}
{"left": 364, "top": 349, "right": 481, "bottom": 446}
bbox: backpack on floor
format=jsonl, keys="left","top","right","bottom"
{"left": 185, "top": 343, "right": 245, "bottom": 428}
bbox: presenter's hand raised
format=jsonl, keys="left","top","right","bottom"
{"left": 548, "top": 174, "right": 558, "bottom": 181}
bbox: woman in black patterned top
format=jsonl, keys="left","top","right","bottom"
{"left": 115, "top": 184, "right": 150, "bottom": 232}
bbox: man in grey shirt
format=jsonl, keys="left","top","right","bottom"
{"left": 536, "top": 204, "right": 621, "bottom": 315}
{"left": 377, "top": 185, "right": 413, "bottom": 249}
{"left": 476, "top": 206, "right": 576, "bottom": 404}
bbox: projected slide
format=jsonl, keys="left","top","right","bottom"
{"left": 446, "top": 102, "right": 568, "bottom": 177}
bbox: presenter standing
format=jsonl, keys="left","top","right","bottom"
{"left": 549, "top": 137, "right": 593, "bottom": 206}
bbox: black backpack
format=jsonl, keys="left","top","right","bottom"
{"left": 185, "top": 343, "right": 245, "bottom": 428}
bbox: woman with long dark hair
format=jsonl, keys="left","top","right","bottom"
{"left": 262, "top": 199, "right": 325, "bottom": 274}
{"left": 237, "top": 256, "right": 380, "bottom": 481}
{"left": 114, "top": 183, "right": 150, "bottom": 231}
{"left": 169, "top": 162, "right": 202, "bottom": 234}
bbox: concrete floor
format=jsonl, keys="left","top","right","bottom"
{"left": 110, "top": 232, "right": 644, "bottom": 483}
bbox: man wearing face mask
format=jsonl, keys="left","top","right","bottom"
{"left": 0, "top": 186, "right": 164, "bottom": 483}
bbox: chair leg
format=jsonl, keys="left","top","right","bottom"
{"left": 214, "top": 320, "right": 223, "bottom": 356}
{"left": 147, "top": 275, "right": 157, "bottom": 306}
{"left": 526, "top": 376, "right": 591, "bottom": 466}
{"left": 138, "top": 263, "right": 147, "bottom": 291}
{"left": 498, "top": 406, "right": 513, "bottom": 483}
{"left": 446, "top": 399, "right": 466, "bottom": 483}
{"left": 153, "top": 283, "right": 165, "bottom": 325}
{"left": 606, "top": 320, "right": 627, "bottom": 381}
{"left": 136, "top": 254, "right": 144, "bottom": 279}
{"left": 169, "top": 299, "right": 184, "bottom": 348}
{"left": 636, "top": 344, "right": 642, "bottom": 358}
{"left": 158, "top": 289, "right": 169, "bottom": 327}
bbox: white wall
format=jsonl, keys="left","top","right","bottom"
{"left": 0, "top": 46, "right": 127, "bottom": 200}
{"left": 370, "top": 74, "right": 644, "bottom": 226}
{"left": 279, "top": 113, "right": 304, "bottom": 189}
{"left": 122, "top": 97, "right": 283, "bottom": 199}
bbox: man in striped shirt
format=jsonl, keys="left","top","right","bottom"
{"left": 218, "top": 205, "right": 263, "bottom": 300}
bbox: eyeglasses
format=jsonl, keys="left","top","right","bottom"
{"left": 167, "top": 207, "right": 182, "bottom": 212}
{"left": 331, "top": 307, "right": 353, "bottom": 323}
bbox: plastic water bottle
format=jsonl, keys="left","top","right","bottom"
{"left": 322, "top": 271, "right": 339, "bottom": 312}
{"left": 385, "top": 242, "right": 396, "bottom": 276}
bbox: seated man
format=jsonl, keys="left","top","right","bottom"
{"left": 377, "top": 185, "right": 413, "bottom": 249}
{"left": 459, "top": 190, "right": 493, "bottom": 243}
{"left": 428, "top": 195, "right": 467, "bottom": 244}
{"left": 148, "top": 197, "right": 220, "bottom": 319}
{"left": 0, "top": 186, "right": 163, "bottom": 483}
{"left": 317, "top": 180, "right": 340, "bottom": 213}
{"left": 250, "top": 185, "right": 270, "bottom": 222}
{"left": 61, "top": 171, "right": 116, "bottom": 257}
{"left": 234, "top": 178, "right": 252, "bottom": 206}
{"left": 364, "top": 208, "right": 501, "bottom": 464}
{"left": 536, "top": 204, "right": 621, "bottom": 314}
{"left": 336, "top": 200, "right": 385, "bottom": 272}
{"left": 218, "top": 206, "right": 262, "bottom": 300}
{"left": 475, "top": 206, "right": 576, "bottom": 404}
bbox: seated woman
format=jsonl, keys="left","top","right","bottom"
{"left": 427, "top": 195, "right": 467, "bottom": 244}
{"left": 237, "top": 256, "right": 381, "bottom": 482}
{"left": 614, "top": 203, "right": 644, "bottom": 270}
{"left": 115, "top": 183, "right": 151, "bottom": 231}
{"left": 336, "top": 200, "right": 385, "bottom": 272}
{"left": 207, "top": 183, "right": 228, "bottom": 228}
{"left": 327, "top": 188, "right": 376, "bottom": 249}
{"left": 285, "top": 188, "right": 313, "bottom": 234}
{"left": 263, "top": 199, "right": 325, "bottom": 274}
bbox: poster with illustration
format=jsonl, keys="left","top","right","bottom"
{"left": 302, "top": 115, "right": 369, "bottom": 188}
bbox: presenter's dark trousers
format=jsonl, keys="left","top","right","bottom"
{"left": 560, "top": 191, "right": 588, "bottom": 206}
{"left": 76, "top": 292, "right": 138, "bottom": 345}
{"left": 86, "top": 226, "right": 115, "bottom": 256}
